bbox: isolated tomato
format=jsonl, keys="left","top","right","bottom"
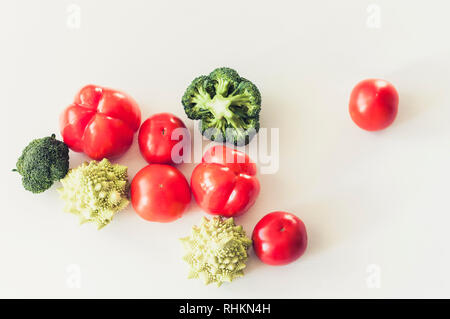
{"left": 191, "top": 145, "right": 260, "bottom": 217}
{"left": 60, "top": 85, "right": 141, "bottom": 160}
{"left": 138, "top": 113, "right": 188, "bottom": 165}
{"left": 349, "top": 79, "right": 399, "bottom": 131}
{"left": 252, "top": 212, "right": 307, "bottom": 266}
{"left": 131, "top": 164, "right": 191, "bottom": 223}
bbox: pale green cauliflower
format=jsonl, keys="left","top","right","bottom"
{"left": 180, "top": 216, "right": 252, "bottom": 286}
{"left": 58, "top": 158, "right": 129, "bottom": 229}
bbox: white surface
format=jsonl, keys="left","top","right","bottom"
{"left": 1, "top": 0, "right": 450, "bottom": 298}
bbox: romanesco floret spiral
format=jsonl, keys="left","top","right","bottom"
{"left": 180, "top": 216, "right": 252, "bottom": 286}
{"left": 58, "top": 158, "right": 129, "bottom": 229}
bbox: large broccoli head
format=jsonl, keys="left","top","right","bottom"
{"left": 58, "top": 159, "right": 129, "bottom": 229}
{"left": 14, "top": 134, "right": 69, "bottom": 193}
{"left": 182, "top": 67, "right": 261, "bottom": 146}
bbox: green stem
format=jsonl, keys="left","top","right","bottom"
{"left": 228, "top": 93, "right": 251, "bottom": 106}
{"left": 215, "top": 78, "right": 229, "bottom": 96}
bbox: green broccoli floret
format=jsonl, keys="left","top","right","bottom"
{"left": 58, "top": 159, "right": 130, "bottom": 229}
{"left": 182, "top": 67, "right": 261, "bottom": 146}
{"left": 14, "top": 134, "right": 69, "bottom": 194}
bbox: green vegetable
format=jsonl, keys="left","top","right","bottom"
{"left": 182, "top": 67, "right": 261, "bottom": 146}
{"left": 58, "top": 159, "right": 129, "bottom": 229}
{"left": 14, "top": 134, "right": 69, "bottom": 194}
{"left": 180, "top": 216, "right": 252, "bottom": 286}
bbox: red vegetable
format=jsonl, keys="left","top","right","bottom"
{"left": 252, "top": 211, "right": 307, "bottom": 266}
{"left": 60, "top": 85, "right": 141, "bottom": 160}
{"left": 138, "top": 113, "right": 187, "bottom": 165}
{"left": 349, "top": 79, "right": 399, "bottom": 131}
{"left": 131, "top": 164, "right": 191, "bottom": 223}
{"left": 191, "top": 145, "right": 260, "bottom": 217}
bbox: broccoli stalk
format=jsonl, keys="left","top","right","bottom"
{"left": 182, "top": 67, "right": 261, "bottom": 146}
{"left": 14, "top": 134, "right": 70, "bottom": 194}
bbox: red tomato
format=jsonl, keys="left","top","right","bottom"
{"left": 252, "top": 211, "right": 307, "bottom": 266}
{"left": 60, "top": 85, "right": 141, "bottom": 160}
{"left": 131, "top": 164, "right": 191, "bottom": 223}
{"left": 349, "top": 79, "right": 399, "bottom": 131}
{"left": 191, "top": 145, "right": 260, "bottom": 217}
{"left": 138, "top": 113, "right": 188, "bottom": 165}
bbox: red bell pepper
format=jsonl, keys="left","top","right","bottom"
{"left": 60, "top": 85, "right": 141, "bottom": 160}
{"left": 191, "top": 145, "right": 260, "bottom": 217}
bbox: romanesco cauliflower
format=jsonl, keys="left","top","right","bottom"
{"left": 180, "top": 216, "right": 252, "bottom": 286}
{"left": 58, "top": 159, "right": 129, "bottom": 229}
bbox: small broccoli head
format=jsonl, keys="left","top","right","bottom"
{"left": 181, "top": 67, "right": 261, "bottom": 146}
{"left": 15, "top": 134, "right": 69, "bottom": 193}
{"left": 208, "top": 67, "right": 241, "bottom": 96}
{"left": 225, "top": 117, "right": 260, "bottom": 146}
{"left": 182, "top": 76, "right": 213, "bottom": 120}
{"left": 230, "top": 79, "right": 262, "bottom": 117}
{"left": 200, "top": 114, "right": 260, "bottom": 146}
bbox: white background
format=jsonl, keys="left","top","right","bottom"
{"left": 1, "top": 0, "right": 450, "bottom": 298}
